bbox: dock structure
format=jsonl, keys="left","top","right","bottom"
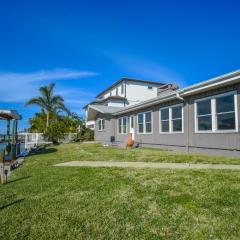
{"left": 0, "top": 109, "right": 22, "bottom": 184}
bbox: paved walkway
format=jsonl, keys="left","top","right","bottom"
{"left": 55, "top": 161, "right": 240, "bottom": 170}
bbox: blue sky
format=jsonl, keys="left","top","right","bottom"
{"left": 0, "top": 0, "right": 240, "bottom": 132}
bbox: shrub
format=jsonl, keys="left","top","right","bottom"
{"left": 74, "top": 127, "right": 94, "bottom": 142}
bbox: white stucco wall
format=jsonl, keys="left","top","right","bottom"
{"left": 103, "top": 83, "right": 125, "bottom": 99}
{"left": 125, "top": 82, "right": 159, "bottom": 105}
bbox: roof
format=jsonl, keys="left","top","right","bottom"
{"left": 111, "top": 69, "right": 240, "bottom": 115}
{"left": 88, "top": 105, "right": 122, "bottom": 114}
{"left": 0, "top": 109, "right": 22, "bottom": 120}
{"left": 86, "top": 105, "right": 123, "bottom": 121}
{"left": 83, "top": 95, "right": 126, "bottom": 109}
{"left": 96, "top": 77, "right": 165, "bottom": 98}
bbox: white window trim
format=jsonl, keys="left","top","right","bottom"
{"left": 117, "top": 116, "right": 128, "bottom": 135}
{"left": 130, "top": 115, "right": 134, "bottom": 129}
{"left": 159, "top": 103, "right": 184, "bottom": 134}
{"left": 137, "top": 111, "right": 153, "bottom": 134}
{"left": 194, "top": 91, "right": 238, "bottom": 133}
{"left": 98, "top": 119, "right": 105, "bottom": 131}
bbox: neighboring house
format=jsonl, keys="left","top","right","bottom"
{"left": 86, "top": 69, "right": 240, "bottom": 157}
{"left": 84, "top": 77, "right": 176, "bottom": 129}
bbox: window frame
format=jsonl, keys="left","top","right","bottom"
{"left": 117, "top": 116, "right": 128, "bottom": 134}
{"left": 137, "top": 111, "right": 153, "bottom": 134}
{"left": 194, "top": 91, "right": 238, "bottom": 133}
{"left": 130, "top": 115, "right": 134, "bottom": 129}
{"left": 98, "top": 119, "right": 105, "bottom": 131}
{"left": 159, "top": 104, "right": 184, "bottom": 134}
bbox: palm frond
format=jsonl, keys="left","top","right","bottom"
{"left": 24, "top": 97, "right": 47, "bottom": 109}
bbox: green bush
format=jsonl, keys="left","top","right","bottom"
{"left": 43, "top": 121, "right": 66, "bottom": 144}
{"left": 74, "top": 127, "right": 94, "bottom": 142}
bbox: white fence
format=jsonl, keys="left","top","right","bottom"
{"left": 19, "top": 133, "right": 77, "bottom": 150}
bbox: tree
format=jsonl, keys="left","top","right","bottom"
{"left": 25, "top": 83, "right": 70, "bottom": 130}
{"left": 28, "top": 109, "right": 47, "bottom": 133}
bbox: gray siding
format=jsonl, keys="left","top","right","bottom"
{"left": 95, "top": 83, "right": 240, "bottom": 157}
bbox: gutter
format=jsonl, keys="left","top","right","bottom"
{"left": 112, "top": 93, "right": 178, "bottom": 116}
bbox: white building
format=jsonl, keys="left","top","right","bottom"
{"left": 85, "top": 77, "right": 177, "bottom": 129}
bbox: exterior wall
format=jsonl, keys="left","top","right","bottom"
{"left": 103, "top": 83, "right": 125, "bottom": 99}
{"left": 94, "top": 113, "right": 115, "bottom": 143}
{"left": 95, "top": 83, "right": 240, "bottom": 157}
{"left": 100, "top": 81, "right": 160, "bottom": 104}
{"left": 125, "top": 81, "right": 159, "bottom": 105}
{"left": 107, "top": 99, "right": 125, "bottom": 107}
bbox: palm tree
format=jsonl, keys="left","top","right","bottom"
{"left": 25, "top": 83, "right": 70, "bottom": 129}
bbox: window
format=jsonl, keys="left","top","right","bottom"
{"left": 160, "top": 108, "right": 169, "bottom": 132}
{"left": 196, "top": 99, "right": 212, "bottom": 131}
{"left": 116, "top": 88, "right": 118, "bottom": 96}
{"left": 160, "top": 104, "right": 183, "bottom": 133}
{"left": 172, "top": 106, "right": 183, "bottom": 132}
{"left": 216, "top": 94, "right": 235, "bottom": 130}
{"left": 148, "top": 86, "right": 153, "bottom": 90}
{"left": 121, "top": 84, "right": 124, "bottom": 94}
{"left": 98, "top": 119, "right": 105, "bottom": 131}
{"left": 195, "top": 91, "right": 238, "bottom": 132}
{"left": 130, "top": 115, "right": 134, "bottom": 128}
{"left": 118, "top": 117, "right": 128, "bottom": 134}
{"left": 138, "top": 113, "right": 144, "bottom": 133}
{"left": 137, "top": 111, "right": 152, "bottom": 134}
{"left": 145, "top": 112, "right": 152, "bottom": 133}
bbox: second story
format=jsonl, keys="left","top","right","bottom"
{"left": 90, "top": 77, "right": 177, "bottom": 108}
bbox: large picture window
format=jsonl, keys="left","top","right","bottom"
{"left": 98, "top": 119, "right": 105, "bottom": 131}
{"left": 137, "top": 111, "right": 152, "bottom": 134}
{"left": 118, "top": 117, "right": 128, "bottom": 134}
{"left": 160, "top": 104, "right": 183, "bottom": 133}
{"left": 195, "top": 91, "right": 238, "bottom": 132}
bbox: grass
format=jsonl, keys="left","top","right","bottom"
{"left": 0, "top": 143, "right": 240, "bottom": 239}
{"left": 51, "top": 142, "right": 240, "bottom": 164}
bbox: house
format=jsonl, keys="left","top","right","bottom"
{"left": 84, "top": 77, "right": 177, "bottom": 129}
{"left": 85, "top": 70, "right": 240, "bottom": 157}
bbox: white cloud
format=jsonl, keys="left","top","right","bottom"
{"left": 0, "top": 69, "right": 98, "bottom": 102}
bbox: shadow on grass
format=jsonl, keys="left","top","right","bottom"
{"left": 7, "top": 176, "right": 31, "bottom": 184}
{"left": 0, "top": 198, "right": 24, "bottom": 211}
{"left": 28, "top": 148, "right": 58, "bottom": 156}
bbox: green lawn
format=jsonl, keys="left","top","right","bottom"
{"left": 1, "top": 143, "right": 240, "bottom": 239}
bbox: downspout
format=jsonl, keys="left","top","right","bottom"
{"left": 176, "top": 91, "right": 189, "bottom": 152}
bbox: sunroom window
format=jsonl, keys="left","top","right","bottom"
{"left": 172, "top": 106, "right": 183, "bottom": 132}
{"left": 137, "top": 112, "right": 152, "bottom": 134}
{"left": 118, "top": 117, "right": 128, "bottom": 134}
{"left": 216, "top": 94, "right": 235, "bottom": 130}
{"left": 195, "top": 91, "right": 237, "bottom": 132}
{"left": 145, "top": 112, "right": 152, "bottom": 133}
{"left": 138, "top": 113, "right": 144, "bottom": 133}
{"left": 160, "top": 108, "right": 169, "bottom": 132}
{"left": 160, "top": 104, "right": 183, "bottom": 133}
{"left": 196, "top": 99, "right": 212, "bottom": 131}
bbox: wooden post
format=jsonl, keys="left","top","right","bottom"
{"left": 6, "top": 119, "right": 11, "bottom": 155}
{"left": 11, "top": 120, "right": 16, "bottom": 161}
{"left": 0, "top": 150, "right": 5, "bottom": 184}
